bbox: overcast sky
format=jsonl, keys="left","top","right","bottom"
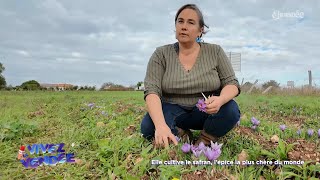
{"left": 1, "top": 0, "right": 319, "bottom": 88}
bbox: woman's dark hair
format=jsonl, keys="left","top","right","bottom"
{"left": 174, "top": 4, "right": 209, "bottom": 36}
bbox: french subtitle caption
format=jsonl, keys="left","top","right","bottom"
{"left": 151, "top": 159, "right": 304, "bottom": 166}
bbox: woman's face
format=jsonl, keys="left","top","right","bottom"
{"left": 175, "top": 8, "right": 202, "bottom": 44}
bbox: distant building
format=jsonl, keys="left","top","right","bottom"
{"left": 103, "top": 85, "right": 112, "bottom": 90}
{"left": 40, "top": 83, "right": 74, "bottom": 91}
{"left": 287, "top": 81, "right": 294, "bottom": 88}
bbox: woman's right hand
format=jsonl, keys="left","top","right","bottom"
{"left": 154, "top": 125, "right": 178, "bottom": 148}
{"left": 145, "top": 94, "right": 178, "bottom": 148}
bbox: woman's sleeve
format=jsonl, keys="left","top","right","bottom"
{"left": 216, "top": 45, "right": 241, "bottom": 96}
{"left": 143, "top": 47, "right": 165, "bottom": 100}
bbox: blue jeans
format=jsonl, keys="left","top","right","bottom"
{"left": 140, "top": 100, "right": 241, "bottom": 140}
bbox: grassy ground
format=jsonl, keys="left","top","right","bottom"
{"left": 0, "top": 91, "right": 319, "bottom": 179}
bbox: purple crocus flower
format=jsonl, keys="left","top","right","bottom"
{"left": 307, "top": 129, "right": 314, "bottom": 137}
{"left": 211, "top": 141, "right": 223, "bottom": 151}
{"left": 251, "top": 117, "right": 260, "bottom": 126}
{"left": 87, "top": 103, "right": 95, "bottom": 109}
{"left": 279, "top": 124, "right": 286, "bottom": 131}
{"left": 191, "top": 144, "right": 198, "bottom": 152}
{"left": 318, "top": 129, "right": 320, "bottom": 138}
{"left": 204, "top": 147, "right": 221, "bottom": 161}
{"left": 196, "top": 99, "right": 207, "bottom": 112}
{"left": 297, "top": 129, "right": 301, "bottom": 136}
{"left": 181, "top": 143, "right": 191, "bottom": 153}
{"left": 192, "top": 149, "right": 203, "bottom": 158}
{"left": 197, "top": 142, "right": 206, "bottom": 151}
{"left": 101, "top": 111, "right": 108, "bottom": 116}
{"left": 175, "top": 136, "right": 180, "bottom": 142}
{"left": 251, "top": 125, "right": 257, "bottom": 130}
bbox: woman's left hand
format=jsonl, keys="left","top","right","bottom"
{"left": 205, "top": 96, "right": 224, "bottom": 114}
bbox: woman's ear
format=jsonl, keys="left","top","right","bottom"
{"left": 199, "top": 27, "right": 204, "bottom": 36}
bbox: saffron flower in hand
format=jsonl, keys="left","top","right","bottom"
{"left": 196, "top": 99, "right": 207, "bottom": 112}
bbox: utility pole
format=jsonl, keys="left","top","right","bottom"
{"left": 308, "top": 70, "right": 312, "bottom": 88}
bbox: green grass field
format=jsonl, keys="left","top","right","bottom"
{"left": 0, "top": 91, "right": 319, "bottom": 179}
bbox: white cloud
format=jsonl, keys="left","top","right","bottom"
{"left": 56, "top": 58, "right": 83, "bottom": 63}
{"left": 96, "top": 61, "right": 111, "bottom": 65}
{"left": 71, "top": 52, "right": 82, "bottom": 58}
{"left": 16, "top": 50, "right": 30, "bottom": 57}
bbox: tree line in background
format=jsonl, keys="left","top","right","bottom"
{"left": 99, "top": 81, "right": 146, "bottom": 91}
{"left": 2, "top": 80, "right": 96, "bottom": 91}
{"left": 241, "top": 80, "right": 280, "bottom": 93}
{"left": 0, "top": 62, "right": 6, "bottom": 89}
{"left": 0, "top": 62, "right": 284, "bottom": 92}
{"left": 0, "top": 62, "right": 147, "bottom": 91}
{"left": 0, "top": 62, "right": 97, "bottom": 91}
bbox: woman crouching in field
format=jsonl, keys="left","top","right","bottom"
{"left": 140, "top": 4, "right": 241, "bottom": 148}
